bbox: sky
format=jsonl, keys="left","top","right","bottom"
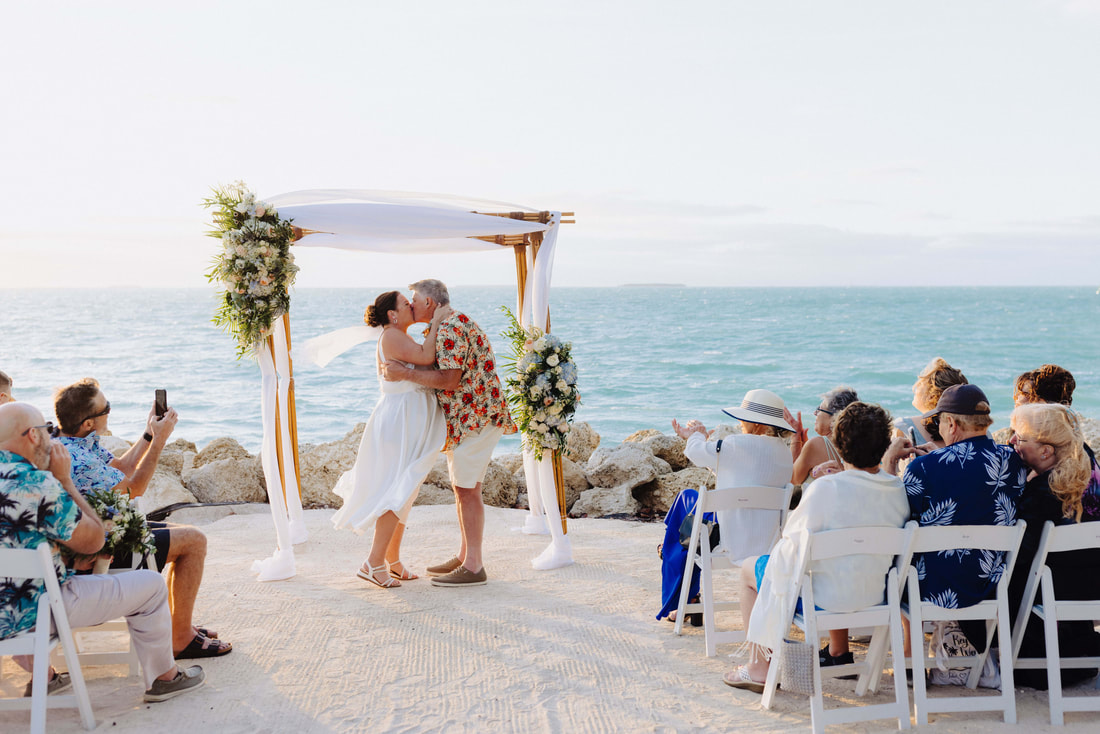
{"left": 2, "top": 0, "right": 1099, "bottom": 288}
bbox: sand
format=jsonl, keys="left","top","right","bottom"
{"left": 2, "top": 505, "right": 1098, "bottom": 733}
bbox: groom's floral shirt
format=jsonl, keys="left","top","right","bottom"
{"left": 435, "top": 312, "right": 516, "bottom": 449}
{"left": 0, "top": 450, "right": 82, "bottom": 639}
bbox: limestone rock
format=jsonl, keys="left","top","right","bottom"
{"left": 157, "top": 449, "right": 188, "bottom": 477}
{"left": 564, "top": 421, "right": 601, "bottom": 464}
{"left": 481, "top": 462, "right": 519, "bottom": 508}
{"left": 139, "top": 468, "right": 199, "bottom": 514}
{"left": 167, "top": 438, "right": 198, "bottom": 454}
{"left": 1081, "top": 417, "right": 1100, "bottom": 454}
{"left": 633, "top": 466, "right": 715, "bottom": 515}
{"left": 991, "top": 427, "right": 1012, "bottom": 445}
{"left": 637, "top": 433, "right": 689, "bottom": 471}
{"left": 585, "top": 444, "right": 671, "bottom": 490}
{"left": 101, "top": 436, "right": 133, "bottom": 457}
{"left": 296, "top": 425, "right": 365, "bottom": 508}
{"left": 184, "top": 457, "right": 266, "bottom": 504}
{"left": 561, "top": 456, "right": 590, "bottom": 512}
{"left": 623, "top": 429, "right": 663, "bottom": 443}
{"left": 194, "top": 437, "right": 253, "bottom": 468}
{"left": 494, "top": 453, "right": 524, "bottom": 475}
{"left": 712, "top": 423, "right": 741, "bottom": 440}
{"left": 570, "top": 486, "right": 639, "bottom": 517}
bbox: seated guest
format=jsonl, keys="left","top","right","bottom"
{"left": 884, "top": 383, "right": 1026, "bottom": 655}
{"left": 789, "top": 386, "right": 859, "bottom": 487}
{"left": 1007, "top": 403, "right": 1100, "bottom": 688}
{"left": 54, "top": 378, "right": 231, "bottom": 659}
{"left": 726, "top": 402, "right": 910, "bottom": 691}
{"left": 0, "top": 370, "right": 12, "bottom": 404}
{"left": 657, "top": 389, "right": 795, "bottom": 622}
{"left": 893, "top": 357, "right": 967, "bottom": 449}
{"left": 0, "top": 402, "right": 205, "bottom": 701}
{"left": 1014, "top": 364, "right": 1076, "bottom": 407}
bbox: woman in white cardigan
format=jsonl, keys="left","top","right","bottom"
{"left": 724, "top": 402, "right": 910, "bottom": 692}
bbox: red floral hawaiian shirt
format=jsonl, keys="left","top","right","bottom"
{"left": 435, "top": 312, "right": 517, "bottom": 449}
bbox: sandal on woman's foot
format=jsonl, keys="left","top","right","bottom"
{"left": 723, "top": 665, "right": 767, "bottom": 693}
{"left": 388, "top": 560, "right": 418, "bottom": 581}
{"left": 357, "top": 563, "right": 400, "bottom": 588}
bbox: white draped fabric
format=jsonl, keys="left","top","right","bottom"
{"left": 249, "top": 189, "right": 567, "bottom": 579}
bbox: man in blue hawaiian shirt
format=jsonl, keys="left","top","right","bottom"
{"left": 1, "top": 402, "right": 205, "bottom": 701}
{"left": 885, "top": 383, "right": 1026, "bottom": 651}
{"left": 53, "top": 378, "right": 231, "bottom": 659}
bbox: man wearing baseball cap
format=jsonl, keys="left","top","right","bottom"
{"left": 885, "top": 383, "right": 1027, "bottom": 651}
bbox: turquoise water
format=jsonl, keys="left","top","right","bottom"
{"left": 1, "top": 286, "right": 1096, "bottom": 452}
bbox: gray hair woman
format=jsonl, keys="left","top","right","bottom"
{"left": 788, "top": 386, "right": 859, "bottom": 487}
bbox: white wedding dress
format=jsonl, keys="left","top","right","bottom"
{"left": 331, "top": 344, "right": 447, "bottom": 533}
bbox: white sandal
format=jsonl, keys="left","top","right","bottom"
{"left": 723, "top": 665, "right": 766, "bottom": 693}
{"left": 357, "top": 563, "right": 400, "bottom": 588}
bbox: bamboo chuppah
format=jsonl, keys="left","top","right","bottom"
{"left": 248, "top": 190, "right": 575, "bottom": 578}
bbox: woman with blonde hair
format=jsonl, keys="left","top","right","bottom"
{"left": 893, "top": 357, "right": 967, "bottom": 449}
{"left": 1007, "top": 402, "right": 1100, "bottom": 687}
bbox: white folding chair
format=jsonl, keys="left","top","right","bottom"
{"left": 905, "top": 522, "right": 1026, "bottom": 725}
{"left": 0, "top": 544, "right": 95, "bottom": 733}
{"left": 1010, "top": 520, "right": 1100, "bottom": 725}
{"left": 761, "top": 522, "right": 917, "bottom": 733}
{"left": 674, "top": 483, "right": 793, "bottom": 656}
{"left": 56, "top": 551, "right": 159, "bottom": 676}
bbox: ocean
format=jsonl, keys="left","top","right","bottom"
{"left": 2, "top": 286, "right": 1096, "bottom": 453}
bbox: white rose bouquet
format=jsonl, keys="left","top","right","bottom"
{"left": 203, "top": 181, "right": 298, "bottom": 358}
{"left": 500, "top": 307, "right": 581, "bottom": 460}
{"left": 79, "top": 488, "right": 157, "bottom": 561}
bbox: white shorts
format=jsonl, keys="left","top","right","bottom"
{"left": 447, "top": 426, "right": 505, "bottom": 488}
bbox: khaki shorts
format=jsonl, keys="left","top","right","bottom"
{"left": 447, "top": 426, "right": 505, "bottom": 488}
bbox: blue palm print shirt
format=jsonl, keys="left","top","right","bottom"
{"left": 904, "top": 436, "right": 1027, "bottom": 609}
{"left": 0, "top": 450, "right": 82, "bottom": 639}
{"left": 59, "top": 432, "right": 125, "bottom": 494}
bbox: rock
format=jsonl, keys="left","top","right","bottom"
{"left": 570, "top": 486, "right": 639, "bottom": 517}
{"left": 139, "top": 469, "right": 199, "bottom": 514}
{"left": 167, "top": 438, "right": 198, "bottom": 453}
{"left": 494, "top": 453, "right": 525, "bottom": 475}
{"left": 1081, "top": 417, "right": 1100, "bottom": 454}
{"left": 634, "top": 433, "right": 689, "bottom": 471}
{"left": 623, "top": 429, "right": 663, "bottom": 442}
{"left": 184, "top": 456, "right": 266, "bottom": 504}
{"left": 564, "top": 422, "right": 600, "bottom": 464}
{"left": 481, "top": 462, "right": 518, "bottom": 508}
{"left": 633, "top": 466, "right": 715, "bottom": 515}
{"left": 991, "top": 427, "right": 1012, "bottom": 445}
{"left": 561, "top": 456, "right": 590, "bottom": 512}
{"left": 296, "top": 425, "right": 365, "bottom": 508}
{"left": 156, "top": 449, "right": 187, "bottom": 477}
{"left": 194, "top": 437, "right": 253, "bottom": 468}
{"left": 101, "top": 436, "right": 133, "bottom": 457}
{"left": 712, "top": 423, "right": 741, "bottom": 440}
{"left": 585, "top": 444, "right": 671, "bottom": 490}
{"left": 415, "top": 456, "right": 454, "bottom": 505}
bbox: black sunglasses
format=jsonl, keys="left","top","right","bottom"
{"left": 21, "top": 421, "right": 59, "bottom": 438}
{"left": 813, "top": 407, "right": 834, "bottom": 416}
{"left": 80, "top": 400, "right": 111, "bottom": 424}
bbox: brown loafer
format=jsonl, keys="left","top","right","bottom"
{"left": 425, "top": 556, "right": 462, "bottom": 576}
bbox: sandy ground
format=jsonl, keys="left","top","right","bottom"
{"left": 3, "top": 505, "right": 1099, "bottom": 733}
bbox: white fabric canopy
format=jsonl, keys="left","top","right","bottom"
{"left": 267, "top": 189, "right": 550, "bottom": 254}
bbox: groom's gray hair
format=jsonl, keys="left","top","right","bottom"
{"left": 409, "top": 279, "right": 450, "bottom": 306}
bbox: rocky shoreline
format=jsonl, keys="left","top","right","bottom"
{"left": 109, "top": 418, "right": 1100, "bottom": 522}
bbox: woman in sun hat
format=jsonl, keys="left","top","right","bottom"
{"left": 657, "top": 388, "right": 795, "bottom": 622}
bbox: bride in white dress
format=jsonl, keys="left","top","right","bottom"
{"left": 331, "top": 290, "right": 449, "bottom": 588}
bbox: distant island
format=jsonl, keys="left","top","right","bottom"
{"left": 620, "top": 283, "right": 685, "bottom": 287}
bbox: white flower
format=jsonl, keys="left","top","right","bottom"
{"left": 534, "top": 337, "right": 548, "bottom": 351}
{"left": 235, "top": 200, "right": 250, "bottom": 214}
{"left": 546, "top": 353, "right": 560, "bottom": 367}
{"left": 556, "top": 380, "right": 568, "bottom": 390}
{"left": 549, "top": 404, "right": 562, "bottom": 415}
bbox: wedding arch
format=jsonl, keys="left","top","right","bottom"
{"left": 224, "top": 189, "right": 576, "bottom": 580}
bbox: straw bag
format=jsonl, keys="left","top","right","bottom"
{"left": 778, "top": 639, "right": 816, "bottom": 695}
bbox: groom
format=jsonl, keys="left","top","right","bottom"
{"left": 382, "top": 279, "right": 516, "bottom": 587}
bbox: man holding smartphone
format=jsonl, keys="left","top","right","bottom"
{"left": 53, "top": 378, "right": 232, "bottom": 659}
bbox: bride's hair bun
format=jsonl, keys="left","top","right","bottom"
{"left": 365, "top": 290, "right": 400, "bottom": 327}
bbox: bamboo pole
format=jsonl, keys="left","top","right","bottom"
{"left": 282, "top": 314, "right": 303, "bottom": 494}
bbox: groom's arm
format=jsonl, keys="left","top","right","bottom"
{"left": 382, "top": 362, "right": 462, "bottom": 391}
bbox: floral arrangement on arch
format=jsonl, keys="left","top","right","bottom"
{"left": 203, "top": 181, "right": 298, "bottom": 358}
{"left": 500, "top": 307, "right": 581, "bottom": 460}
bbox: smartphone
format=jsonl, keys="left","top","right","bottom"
{"left": 154, "top": 389, "right": 168, "bottom": 419}
{"left": 907, "top": 426, "right": 918, "bottom": 446}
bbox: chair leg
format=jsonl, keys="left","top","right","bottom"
{"left": 858, "top": 625, "right": 889, "bottom": 696}
{"left": 1044, "top": 607, "right": 1063, "bottom": 725}
{"left": 701, "top": 549, "right": 717, "bottom": 657}
{"left": 762, "top": 649, "right": 782, "bottom": 710}
{"left": 889, "top": 609, "right": 912, "bottom": 729}
{"left": 996, "top": 596, "right": 1016, "bottom": 724}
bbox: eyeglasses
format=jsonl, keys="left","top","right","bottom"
{"left": 80, "top": 401, "right": 110, "bottom": 424}
{"left": 813, "top": 407, "right": 834, "bottom": 417}
{"left": 21, "top": 421, "right": 58, "bottom": 438}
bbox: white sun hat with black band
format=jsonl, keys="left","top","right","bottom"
{"left": 722, "top": 389, "right": 793, "bottom": 431}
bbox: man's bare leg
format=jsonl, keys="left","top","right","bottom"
{"left": 454, "top": 483, "right": 484, "bottom": 572}
{"left": 163, "top": 525, "right": 209, "bottom": 652}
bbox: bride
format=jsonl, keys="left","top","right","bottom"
{"left": 331, "top": 290, "right": 450, "bottom": 588}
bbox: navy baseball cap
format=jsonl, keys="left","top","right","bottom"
{"left": 922, "top": 383, "right": 991, "bottom": 418}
